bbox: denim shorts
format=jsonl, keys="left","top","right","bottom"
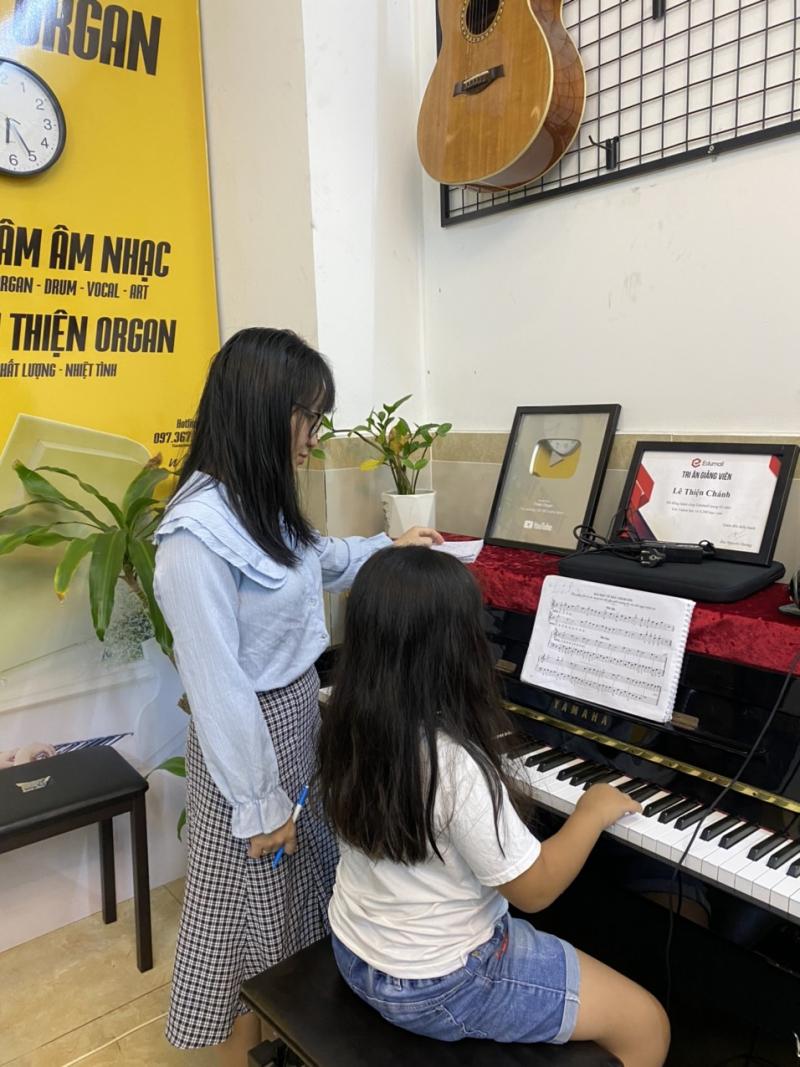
{"left": 331, "top": 913, "right": 580, "bottom": 1044}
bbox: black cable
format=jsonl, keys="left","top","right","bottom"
{"left": 663, "top": 647, "right": 800, "bottom": 1015}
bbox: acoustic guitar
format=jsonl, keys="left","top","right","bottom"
{"left": 417, "top": 0, "right": 585, "bottom": 189}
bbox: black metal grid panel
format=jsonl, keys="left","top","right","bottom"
{"left": 440, "top": 0, "right": 800, "bottom": 224}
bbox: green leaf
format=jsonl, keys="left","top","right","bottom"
{"left": 136, "top": 513, "right": 163, "bottom": 539}
{"left": 177, "top": 808, "right": 186, "bottom": 840}
{"left": 88, "top": 530, "right": 127, "bottom": 640}
{"left": 35, "top": 465, "right": 124, "bottom": 525}
{"left": 317, "top": 431, "right": 335, "bottom": 444}
{"left": 384, "top": 394, "right": 412, "bottom": 416}
{"left": 0, "top": 523, "right": 74, "bottom": 556}
{"left": 125, "top": 495, "right": 159, "bottom": 530}
{"left": 0, "top": 499, "right": 48, "bottom": 522}
{"left": 13, "top": 462, "right": 110, "bottom": 529}
{"left": 54, "top": 535, "right": 98, "bottom": 599}
{"left": 128, "top": 536, "right": 173, "bottom": 656}
{"left": 310, "top": 448, "right": 326, "bottom": 460}
{"left": 122, "top": 463, "right": 170, "bottom": 521}
{"left": 154, "top": 756, "right": 186, "bottom": 777}
{"left": 436, "top": 423, "right": 452, "bottom": 436}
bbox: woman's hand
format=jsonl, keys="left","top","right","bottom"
{"left": 12, "top": 742, "right": 57, "bottom": 766}
{"left": 393, "top": 526, "right": 444, "bottom": 547}
{"left": 248, "top": 816, "right": 297, "bottom": 860}
{"left": 575, "top": 783, "right": 642, "bottom": 831}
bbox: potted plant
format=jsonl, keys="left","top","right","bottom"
{"left": 0, "top": 456, "right": 188, "bottom": 836}
{"left": 318, "top": 395, "right": 451, "bottom": 537}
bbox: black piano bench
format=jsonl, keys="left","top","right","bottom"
{"left": 0, "top": 746, "right": 152, "bottom": 972}
{"left": 242, "top": 937, "right": 621, "bottom": 1067}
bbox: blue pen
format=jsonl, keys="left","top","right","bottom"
{"left": 272, "top": 784, "right": 309, "bottom": 868}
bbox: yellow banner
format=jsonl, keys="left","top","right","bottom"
{"left": 0, "top": 0, "right": 218, "bottom": 470}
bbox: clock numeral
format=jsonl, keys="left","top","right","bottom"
{"left": 43, "top": 119, "right": 53, "bottom": 131}
{"left": 35, "top": 97, "right": 44, "bottom": 111}
{"left": 8, "top": 154, "right": 18, "bottom": 167}
{"left": 41, "top": 138, "right": 50, "bottom": 149}
{"left": 27, "top": 152, "right": 37, "bottom": 163}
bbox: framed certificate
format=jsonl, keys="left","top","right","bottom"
{"left": 611, "top": 442, "right": 798, "bottom": 565}
{"left": 485, "top": 405, "right": 620, "bottom": 554}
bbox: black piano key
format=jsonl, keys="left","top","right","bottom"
{"left": 700, "top": 815, "right": 740, "bottom": 842}
{"left": 556, "top": 759, "right": 594, "bottom": 780}
{"left": 719, "top": 823, "right": 757, "bottom": 849}
{"left": 658, "top": 798, "right": 698, "bottom": 825}
{"left": 629, "top": 784, "right": 660, "bottom": 803}
{"left": 787, "top": 859, "right": 800, "bottom": 878}
{"left": 569, "top": 764, "right": 608, "bottom": 786}
{"left": 535, "top": 752, "right": 573, "bottom": 772}
{"left": 618, "top": 779, "right": 647, "bottom": 795}
{"left": 643, "top": 794, "right": 681, "bottom": 818}
{"left": 674, "top": 806, "right": 708, "bottom": 831}
{"left": 524, "top": 747, "right": 552, "bottom": 767}
{"left": 582, "top": 769, "right": 622, "bottom": 790}
{"left": 766, "top": 840, "right": 800, "bottom": 871}
{"left": 511, "top": 741, "right": 548, "bottom": 761}
{"left": 747, "top": 833, "right": 786, "bottom": 862}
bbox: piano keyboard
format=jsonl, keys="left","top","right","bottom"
{"left": 506, "top": 742, "right": 800, "bottom": 923}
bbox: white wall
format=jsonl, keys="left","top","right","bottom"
{"left": 414, "top": 1, "right": 800, "bottom": 435}
{"left": 200, "top": 0, "right": 318, "bottom": 345}
{"left": 302, "top": 0, "right": 428, "bottom": 427}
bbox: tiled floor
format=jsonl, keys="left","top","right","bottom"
{"left": 0, "top": 879, "right": 215, "bottom": 1067}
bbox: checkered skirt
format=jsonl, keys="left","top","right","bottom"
{"left": 166, "top": 667, "right": 338, "bottom": 1049}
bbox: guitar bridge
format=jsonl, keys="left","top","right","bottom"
{"left": 453, "top": 65, "right": 505, "bottom": 96}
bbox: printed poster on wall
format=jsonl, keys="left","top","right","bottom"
{"left": 0, "top": 0, "right": 218, "bottom": 809}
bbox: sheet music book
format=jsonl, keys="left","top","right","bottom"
{"left": 521, "top": 576, "right": 695, "bottom": 723}
{"left": 51, "top": 733, "right": 133, "bottom": 754}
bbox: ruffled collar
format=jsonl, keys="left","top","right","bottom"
{"left": 154, "top": 472, "right": 288, "bottom": 588}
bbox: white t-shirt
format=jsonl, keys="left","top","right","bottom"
{"left": 328, "top": 736, "right": 541, "bottom": 979}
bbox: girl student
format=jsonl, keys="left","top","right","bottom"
{"left": 317, "top": 547, "right": 670, "bottom": 1067}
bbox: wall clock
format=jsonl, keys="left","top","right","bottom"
{"left": 0, "top": 58, "right": 66, "bottom": 176}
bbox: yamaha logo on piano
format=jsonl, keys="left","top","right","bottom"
{"left": 552, "top": 697, "right": 611, "bottom": 729}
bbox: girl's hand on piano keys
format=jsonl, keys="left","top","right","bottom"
{"left": 577, "top": 784, "right": 643, "bottom": 831}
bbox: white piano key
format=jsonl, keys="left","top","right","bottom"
{"left": 699, "top": 827, "right": 758, "bottom": 883}
{"left": 612, "top": 793, "right": 673, "bottom": 850}
{"left": 714, "top": 829, "right": 771, "bottom": 888}
{"left": 739, "top": 856, "right": 794, "bottom": 905}
{"left": 682, "top": 824, "right": 738, "bottom": 875}
{"left": 769, "top": 872, "right": 800, "bottom": 917}
{"left": 789, "top": 882, "right": 800, "bottom": 920}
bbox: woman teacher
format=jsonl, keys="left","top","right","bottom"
{"left": 154, "top": 327, "right": 441, "bottom": 1064}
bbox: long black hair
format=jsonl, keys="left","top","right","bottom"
{"left": 317, "top": 547, "right": 530, "bottom": 864}
{"left": 171, "top": 327, "right": 334, "bottom": 567}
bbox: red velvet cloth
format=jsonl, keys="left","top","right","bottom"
{"left": 447, "top": 537, "right": 800, "bottom": 675}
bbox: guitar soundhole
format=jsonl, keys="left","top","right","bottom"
{"left": 465, "top": 0, "right": 502, "bottom": 36}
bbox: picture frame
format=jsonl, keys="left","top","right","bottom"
{"left": 485, "top": 404, "right": 621, "bottom": 554}
{"left": 610, "top": 441, "right": 799, "bottom": 565}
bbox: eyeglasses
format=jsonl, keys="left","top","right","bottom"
{"left": 294, "top": 403, "right": 325, "bottom": 436}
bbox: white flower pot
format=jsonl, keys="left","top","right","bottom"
{"left": 381, "top": 490, "right": 437, "bottom": 539}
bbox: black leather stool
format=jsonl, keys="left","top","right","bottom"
{"left": 242, "top": 937, "right": 621, "bottom": 1067}
{"left": 0, "top": 746, "right": 152, "bottom": 971}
